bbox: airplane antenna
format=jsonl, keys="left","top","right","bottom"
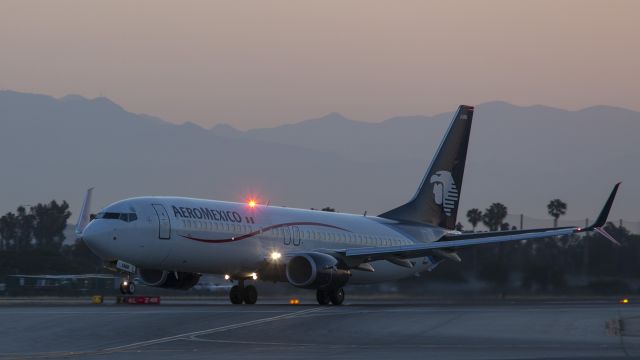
{"left": 363, "top": 211, "right": 367, "bottom": 217}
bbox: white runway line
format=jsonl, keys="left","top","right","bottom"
{"left": 103, "top": 307, "right": 326, "bottom": 352}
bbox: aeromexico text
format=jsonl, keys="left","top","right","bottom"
{"left": 172, "top": 205, "right": 246, "bottom": 223}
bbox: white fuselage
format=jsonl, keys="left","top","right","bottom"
{"left": 83, "top": 196, "right": 444, "bottom": 284}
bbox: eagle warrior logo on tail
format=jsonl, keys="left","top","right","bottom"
{"left": 430, "top": 170, "right": 459, "bottom": 216}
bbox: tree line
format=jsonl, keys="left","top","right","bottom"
{"left": 0, "top": 201, "right": 71, "bottom": 251}
{"left": 0, "top": 201, "right": 101, "bottom": 276}
{"left": 464, "top": 198, "right": 567, "bottom": 231}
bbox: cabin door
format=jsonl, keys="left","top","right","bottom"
{"left": 151, "top": 204, "right": 172, "bottom": 239}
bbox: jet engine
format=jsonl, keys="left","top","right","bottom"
{"left": 139, "top": 269, "right": 201, "bottom": 290}
{"left": 285, "top": 252, "right": 350, "bottom": 289}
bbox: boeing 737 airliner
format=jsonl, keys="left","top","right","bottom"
{"left": 78, "top": 105, "right": 621, "bottom": 305}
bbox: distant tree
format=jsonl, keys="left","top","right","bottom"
{"left": 15, "top": 206, "right": 35, "bottom": 250}
{"left": 466, "top": 208, "right": 483, "bottom": 232}
{"left": 321, "top": 207, "right": 336, "bottom": 212}
{"left": 500, "top": 222, "right": 511, "bottom": 231}
{"left": 547, "top": 199, "right": 567, "bottom": 228}
{"left": 31, "top": 200, "right": 71, "bottom": 251}
{"left": 0, "top": 212, "right": 18, "bottom": 250}
{"left": 482, "top": 203, "right": 508, "bottom": 231}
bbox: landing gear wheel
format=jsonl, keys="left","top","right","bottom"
{"left": 329, "top": 288, "right": 345, "bottom": 305}
{"left": 229, "top": 285, "right": 243, "bottom": 304}
{"left": 243, "top": 285, "right": 258, "bottom": 304}
{"left": 316, "top": 290, "right": 331, "bottom": 305}
{"left": 119, "top": 281, "right": 134, "bottom": 295}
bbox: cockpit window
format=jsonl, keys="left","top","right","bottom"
{"left": 101, "top": 212, "right": 121, "bottom": 220}
{"left": 96, "top": 212, "right": 138, "bottom": 222}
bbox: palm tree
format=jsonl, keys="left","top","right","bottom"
{"left": 482, "top": 203, "right": 508, "bottom": 231}
{"left": 466, "top": 208, "right": 483, "bottom": 232}
{"left": 547, "top": 199, "right": 567, "bottom": 228}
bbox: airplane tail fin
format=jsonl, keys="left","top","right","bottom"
{"left": 379, "top": 105, "right": 474, "bottom": 229}
{"left": 75, "top": 187, "right": 94, "bottom": 236}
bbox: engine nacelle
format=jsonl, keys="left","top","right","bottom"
{"left": 139, "top": 269, "right": 201, "bottom": 290}
{"left": 285, "top": 252, "right": 350, "bottom": 290}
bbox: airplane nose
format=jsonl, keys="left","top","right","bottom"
{"left": 81, "top": 222, "right": 112, "bottom": 258}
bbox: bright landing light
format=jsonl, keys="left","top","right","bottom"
{"left": 224, "top": 274, "right": 230, "bottom": 280}
{"left": 251, "top": 272, "right": 258, "bottom": 280}
{"left": 248, "top": 200, "right": 257, "bottom": 208}
{"left": 270, "top": 251, "right": 282, "bottom": 261}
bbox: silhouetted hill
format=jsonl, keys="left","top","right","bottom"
{"left": 1, "top": 91, "right": 637, "bottom": 228}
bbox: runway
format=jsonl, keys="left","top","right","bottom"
{"left": 1, "top": 298, "right": 640, "bottom": 359}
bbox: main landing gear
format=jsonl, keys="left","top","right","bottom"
{"left": 229, "top": 279, "right": 258, "bottom": 305}
{"left": 316, "top": 288, "right": 345, "bottom": 305}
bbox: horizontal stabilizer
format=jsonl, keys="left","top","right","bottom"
{"left": 75, "top": 187, "right": 94, "bottom": 235}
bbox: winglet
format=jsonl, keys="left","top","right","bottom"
{"left": 75, "top": 187, "right": 94, "bottom": 235}
{"left": 580, "top": 183, "right": 621, "bottom": 246}
{"left": 585, "top": 182, "right": 621, "bottom": 231}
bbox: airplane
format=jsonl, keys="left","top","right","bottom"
{"left": 77, "top": 105, "right": 621, "bottom": 305}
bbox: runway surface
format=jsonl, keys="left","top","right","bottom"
{"left": 1, "top": 298, "right": 640, "bottom": 359}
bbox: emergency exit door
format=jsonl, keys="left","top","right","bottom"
{"left": 151, "top": 204, "right": 171, "bottom": 239}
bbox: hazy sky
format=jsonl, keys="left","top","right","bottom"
{"left": 1, "top": 0, "right": 638, "bottom": 129}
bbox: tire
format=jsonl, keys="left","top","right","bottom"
{"left": 243, "top": 285, "right": 258, "bottom": 305}
{"left": 229, "top": 285, "right": 243, "bottom": 304}
{"left": 316, "top": 290, "right": 331, "bottom": 305}
{"left": 128, "top": 282, "right": 136, "bottom": 294}
{"left": 119, "top": 283, "right": 128, "bottom": 295}
{"left": 329, "top": 288, "right": 345, "bottom": 305}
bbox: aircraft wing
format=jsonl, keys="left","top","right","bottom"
{"left": 337, "top": 183, "right": 620, "bottom": 264}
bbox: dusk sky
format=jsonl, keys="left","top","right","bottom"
{"left": 1, "top": 0, "right": 638, "bottom": 129}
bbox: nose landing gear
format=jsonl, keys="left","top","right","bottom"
{"left": 119, "top": 277, "right": 135, "bottom": 295}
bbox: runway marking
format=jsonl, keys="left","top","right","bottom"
{"left": 103, "top": 307, "right": 326, "bottom": 353}
{"left": 0, "top": 310, "right": 296, "bottom": 315}
{"left": 154, "top": 337, "right": 631, "bottom": 350}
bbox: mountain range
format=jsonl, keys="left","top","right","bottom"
{"left": 1, "top": 91, "right": 637, "bottom": 230}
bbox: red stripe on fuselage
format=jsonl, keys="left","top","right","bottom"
{"left": 181, "top": 222, "right": 351, "bottom": 244}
